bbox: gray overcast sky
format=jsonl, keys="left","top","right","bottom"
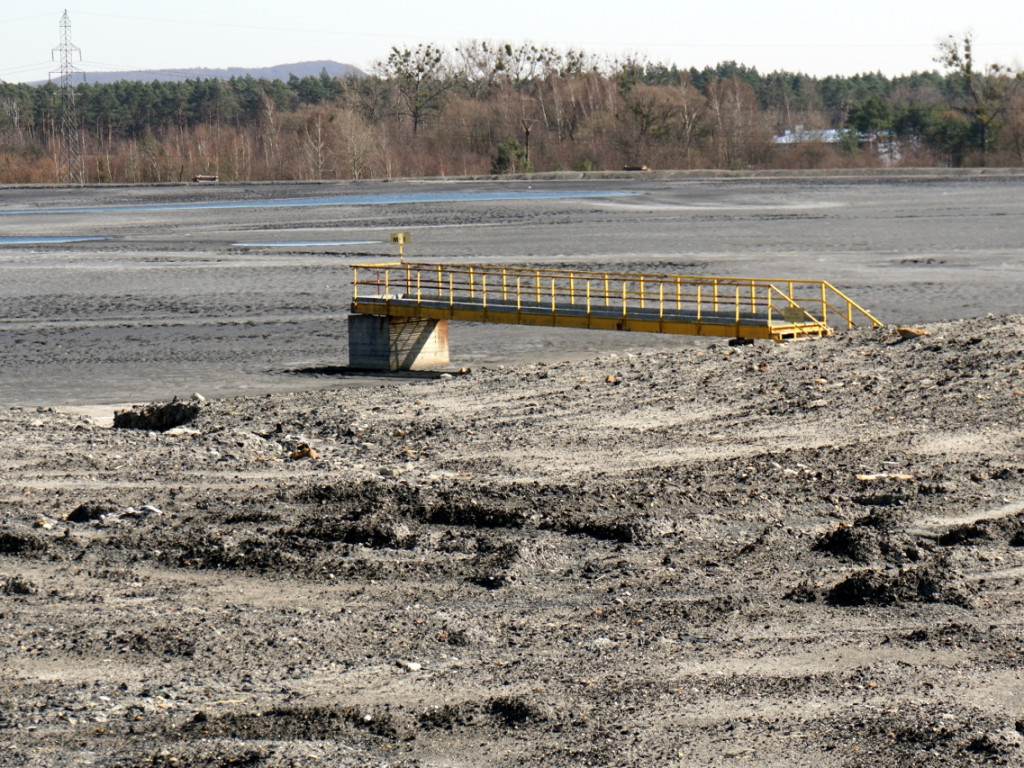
{"left": 2, "top": 2, "right": 1022, "bottom": 83}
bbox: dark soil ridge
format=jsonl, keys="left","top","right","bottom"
{"left": 4, "top": 315, "right": 1024, "bottom": 767}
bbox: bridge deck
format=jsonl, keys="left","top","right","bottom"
{"left": 351, "top": 262, "right": 882, "bottom": 342}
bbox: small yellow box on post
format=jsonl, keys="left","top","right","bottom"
{"left": 390, "top": 231, "right": 411, "bottom": 261}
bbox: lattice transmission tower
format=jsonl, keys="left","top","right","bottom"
{"left": 52, "top": 9, "right": 84, "bottom": 184}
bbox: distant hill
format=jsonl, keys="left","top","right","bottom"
{"left": 37, "top": 60, "right": 364, "bottom": 85}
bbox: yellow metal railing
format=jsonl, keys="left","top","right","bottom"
{"left": 351, "top": 262, "right": 882, "bottom": 340}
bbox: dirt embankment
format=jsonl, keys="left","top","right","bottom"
{"left": 3, "top": 316, "right": 1024, "bottom": 766}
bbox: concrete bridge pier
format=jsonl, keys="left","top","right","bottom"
{"left": 348, "top": 314, "right": 450, "bottom": 371}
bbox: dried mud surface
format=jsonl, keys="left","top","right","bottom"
{"left": 4, "top": 315, "right": 1024, "bottom": 766}
{"left": 4, "top": 172, "right": 1024, "bottom": 405}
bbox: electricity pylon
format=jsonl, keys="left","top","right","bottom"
{"left": 52, "top": 9, "right": 84, "bottom": 185}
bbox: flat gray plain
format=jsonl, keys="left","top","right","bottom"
{"left": 4, "top": 174, "right": 1024, "bottom": 768}
{"left": 1, "top": 172, "right": 1022, "bottom": 406}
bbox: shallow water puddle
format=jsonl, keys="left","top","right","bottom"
{"left": 231, "top": 239, "right": 384, "bottom": 247}
{"left": 0, "top": 235, "right": 108, "bottom": 244}
{"left": 0, "top": 189, "right": 635, "bottom": 216}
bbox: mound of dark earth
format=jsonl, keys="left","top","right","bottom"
{"left": 3, "top": 315, "right": 1024, "bottom": 766}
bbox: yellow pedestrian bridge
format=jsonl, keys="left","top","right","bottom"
{"left": 348, "top": 261, "right": 883, "bottom": 370}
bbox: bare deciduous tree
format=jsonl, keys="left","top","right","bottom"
{"left": 675, "top": 77, "right": 708, "bottom": 166}
{"left": 619, "top": 84, "right": 682, "bottom": 165}
{"left": 706, "top": 77, "right": 767, "bottom": 169}
{"left": 334, "top": 109, "right": 376, "bottom": 179}
{"left": 301, "top": 110, "right": 332, "bottom": 180}
{"left": 377, "top": 44, "right": 454, "bottom": 134}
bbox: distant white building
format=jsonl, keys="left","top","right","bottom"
{"left": 773, "top": 124, "right": 903, "bottom": 165}
{"left": 773, "top": 125, "right": 842, "bottom": 144}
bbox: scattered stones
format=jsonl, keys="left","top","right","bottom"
{"left": 967, "top": 728, "right": 1024, "bottom": 758}
{"left": 3, "top": 312, "right": 1024, "bottom": 767}
{"left": 288, "top": 444, "right": 319, "bottom": 461}
{"left": 856, "top": 472, "right": 915, "bottom": 482}
{"left": 1, "top": 575, "right": 37, "bottom": 595}
{"left": 123, "top": 505, "right": 164, "bottom": 518}
{"left": 897, "top": 327, "right": 930, "bottom": 340}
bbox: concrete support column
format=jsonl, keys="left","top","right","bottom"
{"left": 348, "top": 314, "right": 450, "bottom": 371}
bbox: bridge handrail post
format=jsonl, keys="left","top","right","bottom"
{"left": 353, "top": 267, "right": 358, "bottom": 302}
{"left": 586, "top": 280, "right": 592, "bottom": 314}
{"left": 676, "top": 277, "right": 682, "bottom": 311}
{"left": 570, "top": 273, "right": 575, "bottom": 305}
{"left": 640, "top": 276, "right": 645, "bottom": 310}
{"left": 697, "top": 284, "right": 702, "bottom": 323}
{"left": 416, "top": 272, "right": 421, "bottom": 304}
{"left": 659, "top": 284, "right": 664, "bottom": 319}
{"left": 437, "top": 265, "right": 442, "bottom": 298}
{"left": 517, "top": 277, "right": 522, "bottom": 311}
{"left": 713, "top": 279, "right": 719, "bottom": 312}
{"left": 820, "top": 283, "right": 827, "bottom": 326}
{"left": 735, "top": 286, "right": 740, "bottom": 324}
{"left": 469, "top": 267, "right": 475, "bottom": 300}
{"left": 550, "top": 278, "right": 556, "bottom": 315}
{"left": 622, "top": 281, "right": 628, "bottom": 317}
{"left": 482, "top": 275, "right": 487, "bottom": 309}
{"left": 821, "top": 281, "right": 882, "bottom": 328}
{"left": 449, "top": 274, "right": 454, "bottom": 307}
{"left": 502, "top": 269, "right": 508, "bottom": 302}
{"left": 535, "top": 271, "right": 541, "bottom": 304}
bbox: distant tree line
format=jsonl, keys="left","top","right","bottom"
{"left": 1, "top": 34, "right": 1022, "bottom": 183}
